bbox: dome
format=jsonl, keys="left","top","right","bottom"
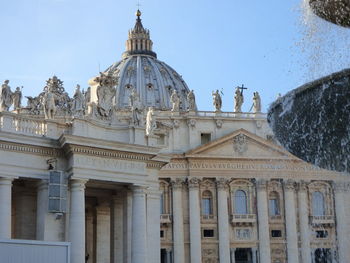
{"left": 101, "top": 10, "right": 193, "bottom": 111}
{"left": 106, "top": 55, "right": 191, "bottom": 110}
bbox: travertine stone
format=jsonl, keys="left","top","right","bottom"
{"left": 217, "top": 179, "right": 230, "bottom": 262}
{"left": 188, "top": 177, "right": 201, "bottom": 263}
{"left": 298, "top": 181, "right": 311, "bottom": 263}
{"left": 0, "top": 177, "right": 13, "bottom": 238}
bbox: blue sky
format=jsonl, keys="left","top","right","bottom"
{"left": 0, "top": 0, "right": 349, "bottom": 112}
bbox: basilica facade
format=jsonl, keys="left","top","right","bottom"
{"left": 0, "top": 10, "right": 349, "bottom": 263}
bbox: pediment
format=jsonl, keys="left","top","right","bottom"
{"left": 186, "top": 129, "right": 293, "bottom": 159}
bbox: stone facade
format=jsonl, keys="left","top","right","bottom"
{"left": 0, "top": 10, "right": 350, "bottom": 263}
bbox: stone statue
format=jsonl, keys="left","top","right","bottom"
{"left": 252, "top": 91, "right": 261, "bottom": 113}
{"left": 42, "top": 86, "right": 57, "bottom": 119}
{"left": 95, "top": 72, "right": 117, "bottom": 118}
{"left": 187, "top": 90, "right": 196, "bottom": 111}
{"left": 146, "top": 107, "right": 156, "bottom": 136}
{"left": 26, "top": 96, "right": 41, "bottom": 115}
{"left": 170, "top": 89, "right": 180, "bottom": 112}
{"left": 212, "top": 90, "right": 222, "bottom": 112}
{"left": 234, "top": 87, "right": 244, "bottom": 112}
{"left": 129, "top": 88, "right": 143, "bottom": 126}
{"left": 72, "top": 84, "right": 85, "bottom": 117}
{"left": 13, "top": 86, "right": 22, "bottom": 111}
{"left": 0, "top": 80, "right": 13, "bottom": 111}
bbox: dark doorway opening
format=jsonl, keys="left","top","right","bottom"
{"left": 235, "top": 248, "right": 253, "bottom": 263}
{"left": 315, "top": 248, "right": 332, "bottom": 263}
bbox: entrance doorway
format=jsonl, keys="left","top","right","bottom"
{"left": 314, "top": 248, "right": 332, "bottom": 263}
{"left": 235, "top": 248, "right": 253, "bottom": 263}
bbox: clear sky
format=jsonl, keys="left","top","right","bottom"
{"left": 0, "top": 0, "right": 349, "bottom": 112}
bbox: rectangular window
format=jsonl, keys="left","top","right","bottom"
{"left": 160, "top": 230, "right": 164, "bottom": 238}
{"left": 203, "top": 229, "right": 215, "bottom": 238}
{"left": 269, "top": 199, "right": 279, "bottom": 216}
{"left": 201, "top": 133, "right": 211, "bottom": 145}
{"left": 271, "top": 230, "right": 282, "bottom": 238}
{"left": 160, "top": 193, "right": 164, "bottom": 214}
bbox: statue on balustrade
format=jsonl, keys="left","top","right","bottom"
{"left": 42, "top": 86, "right": 57, "bottom": 119}
{"left": 252, "top": 91, "right": 261, "bottom": 113}
{"left": 0, "top": 80, "right": 13, "bottom": 111}
{"left": 212, "top": 90, "right": 222, "bottom": 112}
{"left": 170, "top": 89, "right": 180, "bottom": 112}
{"left": 187, "top": 90, "right": 196, "bottom": 111}
{"left": 72, "top": 84, "right": 85, "bottom": 117}
{"left": 234, "top": 87, "right": 244, "bottom": 112}
{"left": 13, "top": 87, "right": 22, "bottom": 111}
{"left": 146, "top": 107, "right": 156, "bottom": 136}
{"left": 94, "top": 72, "right": 117, "bottom": 118}
{"left": 129, "top": 88, "right": 143, "bottom": 126}
{"left": 26, "top": 96, "right": 41, "bottom": 115}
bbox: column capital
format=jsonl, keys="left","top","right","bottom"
{"left": 70, "top": 178, "right": 88, "bottom": 190}
{"left": 256, "top": 179, "right": 267, "bottom": 191}
{"left": 188, "top": 177, "right": 200, "bottom": 189}
{"left": 216, "top": 178, "right": 228, "bottom": 190}
{"left": 284, "top": 179, "right": 296, "bottom": 191}
{"left": 171, "top": 178, "right": 185, "bottom": 190}
{"left": 131, "top": 185, "right": 148, "bottom": 195}
{"left": 298, "top": 180, "right": 309, "bottom": 192}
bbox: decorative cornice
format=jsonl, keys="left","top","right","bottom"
{"left": 0, "top": 140, "right": 62, "bottom": 157}
{"left": 188, "top": 177, "right": 200, "bottom": 189}
{"left": 66, "top": 144, "right": 151, "bottom": 162}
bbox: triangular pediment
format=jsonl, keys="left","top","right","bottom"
{"left": 186, "top": 129, "right": 293, "bottom": 159}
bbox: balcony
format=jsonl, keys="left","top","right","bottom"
{"left": 160, "top": 214, "right": 172, "bottom": 224}
{"left": 201, "top": 214, "right": 216, "bottom": 221}
{"left": 231, "top": 214, "right": 256, "bottom": 225}
{"left": 310, "top": 215, "right": 335, "bottom": 226}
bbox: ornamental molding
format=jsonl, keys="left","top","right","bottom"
{"left": 66, "top": 144, "right": 151, "bottom": 162}
{"left": 0, "top": 140, "right": 62, "bottom": 157}
{"left": 256, "top": 179, "right": 268, "bottom": 190}
{"left": 284, "top": 179, "right": 296, "bottom": 191}
{"left": 298, "top": 180, "right": 309, "bottom": 192}
{"left": 333, "top": 182, "right": 350, "bottom": 192}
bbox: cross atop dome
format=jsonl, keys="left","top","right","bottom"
{"left": 123, "top": 10, "right": 157, "bottom": 58}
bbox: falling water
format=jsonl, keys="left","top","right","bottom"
{"left": 296, "top": 0, "right": 350, "bottom": 83}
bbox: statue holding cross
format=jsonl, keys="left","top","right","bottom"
{"left": 234, "top": 84, "right": 247, "bottom": 112}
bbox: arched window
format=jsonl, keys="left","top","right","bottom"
{"left": 269, "top": 191, "right": 280, "bottom": 216}
{"left": 201, "top": 190, "right": 213, "bottom": 215}
{"left": 312, "top": 191, "right": 325, "bottom": 216}
{"left": 234, "top": 190, "right": 248, "bottom": 214}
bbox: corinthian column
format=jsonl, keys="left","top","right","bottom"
{"left": 256, "top": 179, "right": 271, "bottom": 263}
{"left": 69, "top": 179, "right": 88, "bottom": 263}
{"left": 171, "top": 178, "right": 185, "bottom": 263}
{"left": 333, "top": 182, "right": 350, "bottom": 262}
{"left": 283, "top": 179, "right": 299, "bottom": 263}
{"left": 0, "top": 177, "right": 13, "bottom": 239}
{"left": 131, "top": 186, "right": 147, "bottom": 263}
{"left": 298, "top": 181, "right": 311, "bottom": 263}
{"left": 188, "top": 177, "right": 202, "bottom": 263}
{"left": 146, "top": 188, "right": 161, "bottom": 263}
{"left": 217, "top": 178, "right": 230, "bottom": 262}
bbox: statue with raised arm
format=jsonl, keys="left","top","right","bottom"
{"left": 72, "top": 84, "right": 85, "bottom": 117}
{"left": 252, "top": 91, "right": 261, "bottom": 113}
{"left": 13, "top": 86, "right": 22, "bottom": 111}
{"left": 187, "top": 90, "right": 196, "bottom": 111}
{"left": 234, "top": 87, "right": 244, "bottom": 112}
{"left": 146, "top": 107, "right": 156, "bottom": 136}
{"left": 0, "top": 80, "right": 13, "bottom": 111}
{"left": 212, "top": 90, "right": 222, "bottom": 112}
{"left": 170, "top": 89, "right": 180, "bottom": 112}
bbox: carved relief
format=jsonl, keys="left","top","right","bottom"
{"left": 188, "top": 177, "right": 200, "bottom": 189}
{"left": 235, "top": 228, "right": 252, "bottom": 240}
{"left": 171, "top": 178, "right": 185, "bottom": 190}
{"left": 233, "top": 134, "right": 248, "bottom": 153}
{"left": 187, "top": 119, "right": 196, "bottom": 128}
{"left": 215, "top": 119, "right": 223, "bottom": 129}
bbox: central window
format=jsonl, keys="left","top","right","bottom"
{"left": 201, "top": 190, "right": 213, "bottom": 215}
{"left": 269, "top": 191, "right": 280, "bottom": 216}
{"left": 312, "top": 191, "right": 325, "bottom": 216}
{"left": 234, "top": 190, "right": 248, "bottom": 214}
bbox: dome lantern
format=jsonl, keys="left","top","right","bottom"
{"left": 123, "top": 10, "right": 157, "bottom": 58}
